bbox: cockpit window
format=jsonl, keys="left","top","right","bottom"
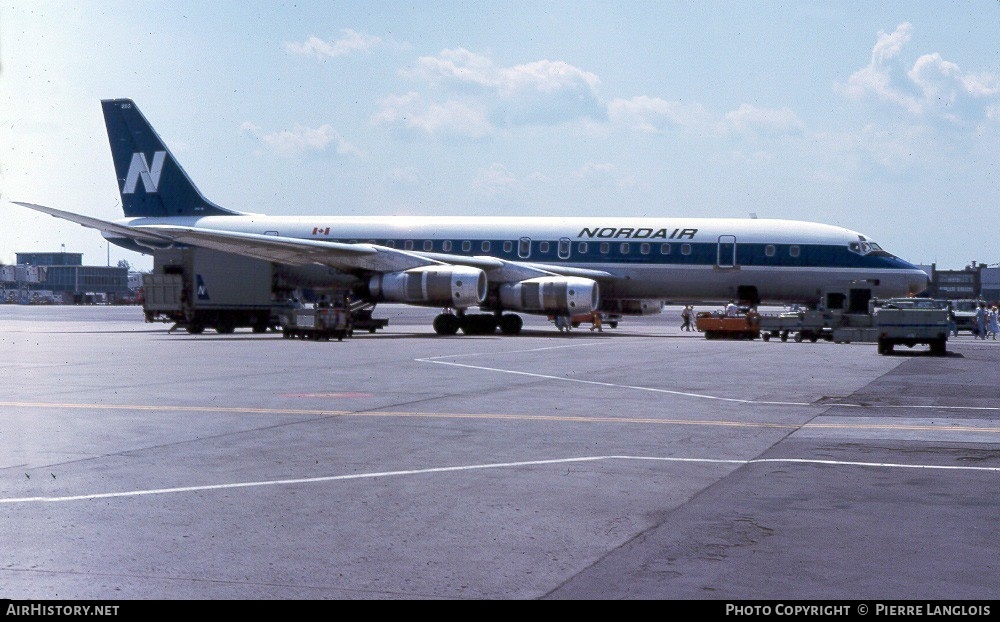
{"left": 848, "top": 239, "right": 890, "bottom": 257}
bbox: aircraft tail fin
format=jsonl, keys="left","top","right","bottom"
{"left": 101, "top": 99, "right": 240, "bottom": 218}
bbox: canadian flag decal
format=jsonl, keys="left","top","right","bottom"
{"left": 312, "top": 227, "right": 330, "bottom": 235}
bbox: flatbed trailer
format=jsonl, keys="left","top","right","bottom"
{"left": 758, "top": 310, "right": 837, "bottom": 343}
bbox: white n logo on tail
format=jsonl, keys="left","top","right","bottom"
{"left": 123, "top": 151, "right": 166, "bottom": 194}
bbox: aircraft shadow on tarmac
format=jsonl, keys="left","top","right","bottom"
{"left": 151, "top": 328, "right": 689, "bottom": 341}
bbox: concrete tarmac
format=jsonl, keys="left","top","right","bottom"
{"left": 1, "top": 304, "right": 998, "bottom": 600}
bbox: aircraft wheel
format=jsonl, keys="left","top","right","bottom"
{"left": 499, "top": 314, "right": 523, "bottom": 335}
{"left": 433, "top": 313, "right": 461, "bottom": 335}
{"left": 461, "top": 314, "right": 498, "bottom": 335}
{"left": 186, "top": 324, "right": 205, "bottom": 335}
{"left": 793, "top": 332, "right": 803, "bottom": 343}
{"left": 762, "top": 332, "right": 770, "bottom": 342}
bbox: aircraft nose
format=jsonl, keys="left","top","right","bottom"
{"left": 908, "top": 268, "right": 930, "bottom": 296}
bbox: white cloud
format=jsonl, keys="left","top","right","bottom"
{"left": 407, "top": 48, "right": 600, "bottom": 98}
{"left": 241, "top": 121, "right": 363, "bottom": 157}
{"left": 382, "top": 48, "right": 605, "bottom": 135}
{"left": 839, "top": 22, "right": 1000, "bottom": 123}
{"left": 406, "top": 48, "right": 497, "bottom": 88}
{"left": 372, "top": 92, "right": 493, "bottom": 138}
{"left": 608, "top": 96, "right": 709, "bottom": 133}
{"left": 285, "top": 29, "right": 382, "bottom": 59}
{"left": 839, "top": 23, "right": 917, "bottom": 111}
{"left": 719, "top": 104, "right": 805, "bottom": 137}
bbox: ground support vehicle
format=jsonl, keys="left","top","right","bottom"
{"left": 143, "top": 248, "right": 289, "bottom": 334}
{"left": 758, "top": 310, "right": 836, "bottom": 343}
{"left": 756, "top": 295, "right": 949, "bottom": 356}
{"left": 873, "top": 298, "right": 949, "bottom": 356}
{"left": 350, "top": 304, "right": 389, "bottom": 333}
{"left": 695, "top": 311, "right": 760, "bottom": 340}
{"left": 950, "top": 299, "right": 984, "bottom": 335}
{"left": 280, "top": 306, "right": 352, "bottom": 341}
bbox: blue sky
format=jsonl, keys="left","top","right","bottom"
{"left": 2, "top": 1, "right": 998, "bottom": 271}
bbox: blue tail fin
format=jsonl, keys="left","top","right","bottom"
{"left": 102, "top": 99, "right": 239, "bottom": 218}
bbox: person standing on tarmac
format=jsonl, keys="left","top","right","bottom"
{"left": 680, "top": 305, "right": 692, "bottom": 331}
{"left": 975, "top": 302, "right": 988, "bottom": 340}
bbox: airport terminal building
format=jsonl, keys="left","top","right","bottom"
{"left": 924, "top": 262, "right": 1000, "bottom": 303}
{"left": 2, "top": 252, "right": 130, "bottom": 304}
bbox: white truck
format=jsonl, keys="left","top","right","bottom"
{"left": 950, "top": 299, "right": 984, "bottom": 335}
{"left": 757, "top": 288, "right": 949, "bottom": 356}
{"left": 872, "top": 298, "right": 950, "bottom": 356}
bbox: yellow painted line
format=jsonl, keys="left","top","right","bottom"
{"left": 2, "top": 401, "right": 1000, "bottom": 435}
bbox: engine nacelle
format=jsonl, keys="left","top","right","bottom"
{"left": 499, "top": 277, "right": 600, "bottom": 315}
{"left": 369, "top": 266, "right": 487, "bottom": 309}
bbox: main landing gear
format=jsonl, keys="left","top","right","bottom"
{"left": 433, "top": 311, "right": 523, "bottom": 336}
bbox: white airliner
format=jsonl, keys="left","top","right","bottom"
{"left": 15, "top": 99, "right": 928, "bottom": 335}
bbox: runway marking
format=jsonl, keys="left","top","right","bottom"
{"left": 3, "top": 401, "right": 1000, "bottom": 434}
{"left": 415, "top": 351, "right": 1000, "bottom": 413}
{"left": 3, "top": 455, "right": 998, "bottom": 505}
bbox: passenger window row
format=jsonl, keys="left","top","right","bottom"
{"left": 331, "top": 239, "right": 802, "bottom": 259}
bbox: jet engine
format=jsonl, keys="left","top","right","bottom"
{"left": 369, "top": 266, "right": 487, "bottom": 308}
{"left": 499, "top": 277, "right": 600, "bottom": 315}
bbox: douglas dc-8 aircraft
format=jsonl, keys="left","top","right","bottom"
{"left": 15, "top": 99, "right": 928, "bottom": 335}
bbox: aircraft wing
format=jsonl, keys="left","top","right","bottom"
{"left": 147, "top": 226, "right": 618, "bottom": 282}
{"left": 13, "top": 201, "right": 177, "bottom": 245}
{"left": 13, "top": 201, "right": 617, "bottom": 282}
{"left": 137, "top": 225, "right": 452, "bottom": 272}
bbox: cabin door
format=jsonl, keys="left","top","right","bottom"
{"left": 716, "top": 235, "right": 737, "bottom": 268}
